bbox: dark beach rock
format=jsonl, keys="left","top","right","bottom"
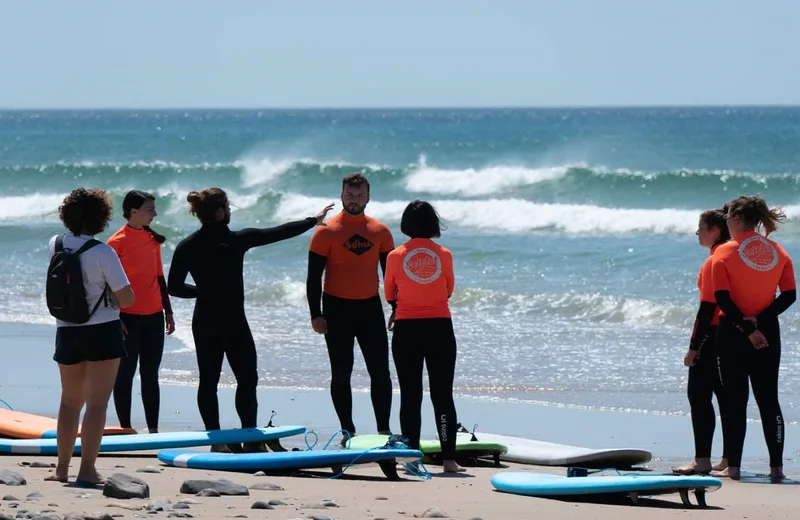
{"left": 102, "top": 473, "right": 150, "bottom": 500}
{"left": 250, "top": 501, "right": 273, "bottom": 509}
{"left": 180, "top": 478, "right": 248, "bottom": 496}
{"left": 0, "top": 470, "right": 26, "bottom": 486}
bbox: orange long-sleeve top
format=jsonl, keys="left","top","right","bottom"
{"left": 107, "top": 224, "right": 172, "bottom": 316}
{"left": 384, "top": 238, "right": 454, "bottom": 320}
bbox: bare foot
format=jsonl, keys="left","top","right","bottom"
{"left": 75, "top": 469, "right": 105, "bottom": 486}
{"left": 443, "top": 460, "right": 466, "bottom": 473}
{"left": 770, "top": 467, "right": 786, "bottom": 483}
{"left": 711, "top": 466, "right": 740, "bottom": 480}
{"left": 712, "top": 458, "right": 728, "bottom": 471}
{"left": 210, "top": 444, "right": 232, "bottom": 453}
{"left": 44, "top": 470, "right": 69, "bottom": 483}
{"left": 672, "top": 460, "right": 711, "bottom": 475}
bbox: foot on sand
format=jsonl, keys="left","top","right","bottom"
{"left": 672, "top": 461, "right": 711, "bottom": 475}
{"left": 442, "top": 460, "right": 466, "bottom": 473}
{"left": 74, "top": 470, "right": 104, "bottom": 487}
{"left": 711, "top": 466, "right": 740, "bottom": 480}
{"left": 771, "top": 467, "right": 786, "bottom": 483}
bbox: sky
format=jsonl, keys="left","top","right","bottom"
{"left": 1, "top": 0, "right": 798, "bottom": 109}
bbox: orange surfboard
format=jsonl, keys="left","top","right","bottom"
{"left": 0, "top": 409, "right": 137, "bottom": 439}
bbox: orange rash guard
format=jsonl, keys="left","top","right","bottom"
{"left": 711, "top": 230, "right": 796, "bottom": 334}
{"left": 107, "top": 225, "right": 172, "bottom": 316}
{"left": 306, "top": 211, "right": 395, "bottom": 317}
{"left": 383, "top": 238, "right": 455, "bottom": 320}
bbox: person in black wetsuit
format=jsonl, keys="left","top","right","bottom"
{"left": 710, "top": 195, "right": 795, "bottom": 482}
{"left": 673, "top": 206, "right": 730, "bottom": 476}
{"left": 168, "top": 187, "right": 333, "bottom": 452}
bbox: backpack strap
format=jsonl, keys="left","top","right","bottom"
{"left": 72, "top": 238, "right": 107, "bottom": 317}
{"left": 55, "top": 234, "right": 65, "bottom": 253}
{"left": 74, "top": 238, "right": 102, "bottom": 256}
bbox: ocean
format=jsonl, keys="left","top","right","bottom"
{"left": 2, "top": 107, "right": 800, "bottom": 427}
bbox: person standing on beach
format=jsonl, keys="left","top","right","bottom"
{"left": 306, "top": 173, "right": 395, "bottom": 445}
{"left": 673, "top": 206, "right": 730, "bottom": 476}
{"left": 711, "top": 195, "right": 795, "bottom": 482}
{"left": 168, "top": 187, "right": 333, "bottom": 452}
{"left": 384, "top": 200, "right": 464, "bottom": 473}
{"left": 107, "top": 190, "right": 175, "bottom": 435}
{"left": 45, "top": 188, "right": 135, "bottom": 486}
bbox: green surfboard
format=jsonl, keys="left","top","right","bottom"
{"left": 346, "top": 434, "right": 507, "bottom": 465}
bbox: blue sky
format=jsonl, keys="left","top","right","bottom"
{"left": 1, "top": 0, "right": 798, "bottom": 108}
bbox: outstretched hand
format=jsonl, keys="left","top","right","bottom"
{"left": 315, "top": 203, "right": 335, "bottom": 225}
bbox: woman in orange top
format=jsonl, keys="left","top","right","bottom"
{"left": 710, "top": 195, "right": 795, "bottom": 482}
{"left": 384, "top": 200, "right": 464, "bottom": 473}
{"left": 673, "top": 206, "right": 730, "bottom": 476}
{"left": 107, "top": 190, "right": 175, "bottom": 434}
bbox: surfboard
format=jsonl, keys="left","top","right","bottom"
{"left": 346, "top": 433, "right": 507, "bottom": 465}
{"left": 491, "top": 471, "right": 722, "bottom": 508}
{"left": 459, "top": 431, "right": 652, "bottom": 468}
{"left": 158, "top": 446, "right": 424, "bottom": 481}
{"left": 0, "top": 425, "right": 305, "bottom": 455}
{"left": 0, "top": 409, "right": 137, "bottom": 439}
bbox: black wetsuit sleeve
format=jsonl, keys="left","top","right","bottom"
{"left": 379, "top": 251, "right": 396, "bottom": 311}
{"left": 689, "top": 301, "right": 717, "bottom": 352}
{"left": 714, "top": 290, "right": 756, "bottom": 336}
{"left": 306, "top": 251, "right": 327, "bottom": 319}
{"left": 237, "top": 217, "right": 317, "bottom": 251}
{"left": 759, "top": 290, "right": 797, "bottom": 320}
{"left": 157, "top": 275, "right": 173, "bottom": 314}
{"left": 167, "top": 242, "right": 198, "bottom": 299}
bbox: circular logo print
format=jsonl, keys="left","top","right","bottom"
{"left": 403, "top": 247, "right": 442, "bottom": 284}
{"left": 738, "top": 235, "right": 778, "bottom": 272}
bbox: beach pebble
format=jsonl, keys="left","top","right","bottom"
{"left": 26, "top": 491, "right": 43, "bottom": 499}
{"left": 252, "top": 471, "right": 266, "bottom": 476}
{"left": 267, "top": 499, "right": 285, "bottom": 506}
{"left": 321, "top": 499, "right": 338, "bottom": 507}
{"left": 250, "top": 501, "right": 273, "bottom": 509}
{"left": 310, "top": 516, "right": 331, "bottom": 520}
{"left": 173, "top": 503, "right": 191, "bottom": 510}
{"left": 180, "top": 478, "right": 248, "bottom": 496}
{"left": 415, "top": 507, "right": 449, "bottom": 518}
{"left": 176, "top": 499, "right": 200, "bottom": 505}
{"left": 0, "top": 470, "right": 26, "bottom": 486}
{"left": 102, "top": 473, "right": 151, "bottom": 500}
{"left": 0, "top": 515, "right": 10, "bottom": 520}
{"left": 248, "top": 482, "right": 283, "bottom": 491}
{"left": 166, "top": 513, "right": 193, "bottom": 518}
{"left": 195, "top": 489, "right": 221, "bottom": 497}
{"left": 136, "top": 466, "right": 162, "bottom": 474}
{"left": 375, "top": 496, "right": 388, "bottom": 500}
{"left": 2, "top": 495, "right": 19, "bottom": 501}
{"left": 63, "top": 513, "right": 116, "bottom": 520}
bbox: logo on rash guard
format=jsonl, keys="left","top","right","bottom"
{"left": 343, "top": 234, "right": 374, "bottom": 256}
{"left": 403, "top": 247, "right": 441, "bottom": 284}
{"left": 738, "top": 235, "right": 778, "bottom": 272}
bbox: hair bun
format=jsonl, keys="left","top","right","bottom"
{"left": 187, "top": 191, "right": 203, "bottom": 204}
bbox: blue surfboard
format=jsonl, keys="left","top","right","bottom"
{"left": 158, "top": 446, "right": 423, "bottom": 480}
{"left": 0, "top": 425, "right": 305, "bottom": 455}
{"left": 491, "top": 471, "right": 722, "bottom": 508}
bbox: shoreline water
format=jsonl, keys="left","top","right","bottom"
{"left": 1, "top": 321, "right": 798, "bottom": 477}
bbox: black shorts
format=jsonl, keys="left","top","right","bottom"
{"left": 54, "top": 319, "right": 127, "bottom": 366}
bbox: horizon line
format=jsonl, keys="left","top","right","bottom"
{"left": 1, "top": 103, "right": 800, "bottom": 111}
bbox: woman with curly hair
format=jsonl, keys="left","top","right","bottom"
{"left": 45, "top": 187, "right": 135, "bottom": 487}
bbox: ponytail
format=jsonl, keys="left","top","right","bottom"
{"left": 143, "top": 225, "right": 167, "bottom": 244}
{"left": 726, "top": 195, "right": 787, "bottom": 236}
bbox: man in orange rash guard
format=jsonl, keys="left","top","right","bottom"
{"left": 384, "top": 200, "right": 464, "bottom": 473}
{"left": 306, "top": 173, "right": 395, "bottom": 443}
{"left": 710, "top": 195, "right": 796, "bottom": 482}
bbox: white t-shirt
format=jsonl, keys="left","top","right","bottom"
{"left": 48, "top": 232, "right": 131, "bottom": 328}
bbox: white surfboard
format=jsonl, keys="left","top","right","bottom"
{"left": 459, "top": 431, "right": 652, "bottom": 468}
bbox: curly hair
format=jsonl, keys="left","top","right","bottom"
{"left": 58, "top": 187, "right": 114, "bottom": 236}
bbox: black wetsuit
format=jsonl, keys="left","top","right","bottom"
{"left": 306, "top": 252, "right": 393, "bottom": 435}
{"left": 687, "top": 301, "right": 727, "bottom": 460}
{"left": 715, "top": 288, "right": 796, "bottom": 468}
{"left": 167, "top": 217, "right": 318, "bottom": 431}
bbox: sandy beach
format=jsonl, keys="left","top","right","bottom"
{"left": 1, "top": 450, "right": 800, "bottom": 520}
